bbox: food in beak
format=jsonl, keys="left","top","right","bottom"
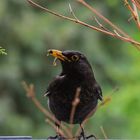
{"left": 53, "top": 57, "right": 58, "bottom": 66}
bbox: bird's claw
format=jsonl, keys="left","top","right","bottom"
{"left": 86, "top": 134, "right": 97, "bottom": 140}
{"left": 78, "top": 133, "right": 97, "bottom": 140}
{"left": 48, "top": 135, "right": 66, "bottom": 140}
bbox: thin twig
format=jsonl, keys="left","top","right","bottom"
{"left": 100, "top": 126, "right": 108, "bottom": 139}
{"left": 77, "top": 0, "right": 130, "bottom": 38}
{"left": 69, "top": 3, "right": 79, "bottom": 21}
{"left": 22, "top": 82, "right": 72, "bottom": 138}
{"left": 26, "top": 0, "right": 140, "bottom": 50}
{"left": 26, "top": 0, "right": 115, "bottom": 36}
{"left": 114, "top": 30, "right": 122, "bottom": 37}
{"left": 133, "top": 1, "right": 140, "bottom": 28}
{"left": 94, "top": 17, "right": 109, "bottom": 31}
{"left": 70, "top": 87, "right": 81, "bottom": 124}
{"left": 125, "top": 0, "right": 137, "bottom": 19}
{"left": 69, "top": 87, "right": 81, "bottom": 135}
{"left": 77, "top": 0, "right": 140, "bottom": 49}
{"left": 133, "top": 0, "right": 140, "bottom": 10}
{"left": 124, "top": 0, "right": 140, "bottom": 29}
{"left": 45, "top": 119, "right": 66, "bottom": 137}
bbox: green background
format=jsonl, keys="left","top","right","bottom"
{"left": 0, "top": 0, "right": 140, "bottom": 138}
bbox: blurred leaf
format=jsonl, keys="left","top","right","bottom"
{"left": 0, "top": 46, "right": 7, "bottom": 55}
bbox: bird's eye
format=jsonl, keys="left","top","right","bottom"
{"left": 71, "top": 55, "right": 79, "bottom": 61}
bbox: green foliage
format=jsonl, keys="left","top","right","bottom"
{"left": 0, "top": 0, "right": 140, "bottom": 138}
{"left": 0, "top": 46, "right": 7, "bottom": 55}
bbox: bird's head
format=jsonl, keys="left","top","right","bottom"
{"left": 47, "top": 49, "right": 94, "bottom": 78}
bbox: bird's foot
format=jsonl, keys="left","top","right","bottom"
{"left": 48, "top": 135, "right": 66, "bottom": 140}
{"left": 77, "top": 133, "right": 97, "bottom": 140}
{"left": 86, "top": 134, "right": 97, "bottom": 140}
{"left": 80, "top": 130, "right": 86, "bottom": 140}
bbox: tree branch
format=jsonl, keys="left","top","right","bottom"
{"left": 26, "top": 0, "right": 140, "bottom": 50}
{"left": 124, "top": 0, "right": 140, "bottom": 29}
{"left": 77, "top": 0, "right": 130, "bottom": 38}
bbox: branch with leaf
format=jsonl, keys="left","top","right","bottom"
{"left": 26, "top": 0, "right": 140, "bottom": 50}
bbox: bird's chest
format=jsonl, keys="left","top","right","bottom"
{"left": 50, "top": 77, "right": 94, "bottom": 104}
{"left": 48, "top": 76, "right": 97, "bottom": 123}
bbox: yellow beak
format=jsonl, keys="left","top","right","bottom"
{"left": 47, "top": 49, "right": 68, "bottom": 61}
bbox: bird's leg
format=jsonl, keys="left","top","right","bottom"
{"left": 56, "top": 123, "right": 61, "bottom": 137}
{"left": 48, "top": 122, "right": 65, "bottom": 140}
{"left": 78, "top": 124, "right": 97, "bottom": 140}
{"left": 78, "top": 124, "right": 86, "bottom": 140}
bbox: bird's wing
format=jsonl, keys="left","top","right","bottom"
{"left": 93, "top": 83, "right": 103, "bottom": 101}
{"left": 44, "top": 75, "right": 66, "bottom": 97}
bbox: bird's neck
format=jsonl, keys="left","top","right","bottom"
{"left": 61, "top": 66, "right": 95, "bottom": 81}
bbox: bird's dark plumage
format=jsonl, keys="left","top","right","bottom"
{"left": 45, "top": 49, "right": 102, "bottom": 125}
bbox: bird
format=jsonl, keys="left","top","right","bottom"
{"left": 45, "top": 49, "right": 102, "bottom": 140}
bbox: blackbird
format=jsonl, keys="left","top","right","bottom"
{"left": 45, "top": 49, "right": 102, "bottom": 140}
